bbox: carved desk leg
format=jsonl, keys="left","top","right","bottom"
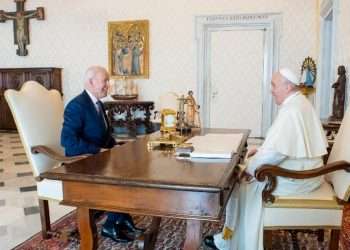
{"left": 141, "top": 216, "right": 161, "bottom": 250}
{"left": 77, "top": 207, "right": 98, "bottom": 250}
{"left": 38, "top": 199, "right": 51, "bottom": 239}
{"left": 183, "top": 219, "right": 202, "bottom": 250}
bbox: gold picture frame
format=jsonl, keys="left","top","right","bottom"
{"left": 108, "top": 20, "right": 149, "bottom": 79}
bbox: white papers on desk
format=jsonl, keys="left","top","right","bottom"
{"left": 187, "top": 133, "right": 243, "bottom": 159}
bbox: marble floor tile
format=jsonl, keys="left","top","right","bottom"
{"left": 14, "top": 161, "right": 29, "bottom": 165}
{"left": 3, "top": 179, "right": 36, "bottom": 190}
{"left": 19, "top": 185, "right": 37, "bottom": 192}
{"left": 23, "top": 206, "right": 40, "bottom": 216}
{"left": 12, "top": 153, "right": 26, "bottom": 157}
{"left": 0, "top": 206, "right": 25, "bottom": 225}
{"left": 0, "top": 133, "right": 73, "bottom": 250}
{"left": 22, "top": 196, "right": 38, "bottom": 207}
{"left": 16, "top": 172, "right": 33, "bottom": 177}
{"left": 0, "top": 226, "right": 7, "bottom": 237}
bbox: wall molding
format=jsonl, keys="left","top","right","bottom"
{"left": 195, "top": 13, "right": 281, "bottom": 136}
{"left": 317, "top": 0, "right": 339, "bottom": 118}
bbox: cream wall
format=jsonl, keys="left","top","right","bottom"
{"left": 0, "top": 0, "right": 318, "bottom": 108}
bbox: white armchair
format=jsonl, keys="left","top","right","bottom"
{"left": 256, "top": 107, "right": 350, "bottom": 249}
{"left": 4, "top": 81, "right": 85, "bottom": 238}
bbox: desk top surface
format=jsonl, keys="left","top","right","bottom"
{"left": 41, "top": 128, "right": 249, "bottom": 192}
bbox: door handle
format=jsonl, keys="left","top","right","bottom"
{"left": 212, "top": 91, "right": 218, "bottom": 99}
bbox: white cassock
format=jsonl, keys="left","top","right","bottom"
{"left": 214, "top": 92, "right": 328, "bottom": 250}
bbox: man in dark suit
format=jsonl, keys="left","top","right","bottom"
{"left": 61, "top": 65, "right": 144, "bottom": 243}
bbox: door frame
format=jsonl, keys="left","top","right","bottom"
{"left": 195, "top": 13, "right": 281, "bottom": 136}
{"left": 316, "top": 0, "right": 339, "bottom": 119}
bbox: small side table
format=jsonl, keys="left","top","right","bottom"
{"left": 104, "top": 100, "right": 154, "bottom": 138}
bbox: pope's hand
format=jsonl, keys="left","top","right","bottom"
{"left": 241, "top": 171, "right": 254, "bottom": 183}
{"left": 247, "top": 148, "right": 258, "bottom": 158}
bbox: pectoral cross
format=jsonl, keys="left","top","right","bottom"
{"left": 0, "top": 0, "right": 44, "bottom": 56}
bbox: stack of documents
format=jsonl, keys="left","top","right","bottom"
{"left": 186, "top": 133, "right": 243, "bottom": 159}
{"left": 175, "top": 143, "right": 194, "bottom": 156}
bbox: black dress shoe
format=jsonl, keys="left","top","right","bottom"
{"left": 101, "top": 224, "right": 133, "bottom": 243}
{"left": 204, "top": 235, "right": 219, "bottom": 250}
{"left": 121, "top": 219, "right": 146, "bottom": 235}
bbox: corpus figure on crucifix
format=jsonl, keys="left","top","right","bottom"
{"left": 0, "top": 0, "right": 44, "bottom": 56}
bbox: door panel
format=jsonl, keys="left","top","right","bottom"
{"left": 209, "top": 30, "right": 264, "bottom": 137}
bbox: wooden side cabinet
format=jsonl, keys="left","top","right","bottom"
{"left": 0, "top": 67, "right": 62, "bottom": 130}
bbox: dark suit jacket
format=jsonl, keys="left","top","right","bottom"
{"left": 61, "top": 90, "right": 116, "bottom": 156}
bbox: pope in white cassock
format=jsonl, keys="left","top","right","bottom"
{"left": 204, "top": 68, "right": 328, "bottom": 250}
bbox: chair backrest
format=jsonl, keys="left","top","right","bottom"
{"left": 326, "top": 105, "right": 350, "bottom": 201}
{"left": 5, "top": 81, "right": 64, "bottom": 177}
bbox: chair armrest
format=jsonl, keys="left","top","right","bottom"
{"left": 32, "top": 145, "right": 91, "bottom": 182}
{"left": 255, "top": 160, "right": 350, "bottom": 204}
{"left": 31, "top": 145, "right": 90, "bottom": 163}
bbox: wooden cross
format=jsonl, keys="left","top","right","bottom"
{"left": 0, "top": 0, "right": 44, "bottom": 56}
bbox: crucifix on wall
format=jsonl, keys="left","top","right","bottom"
{"left": 0, "top": 0, "right": 44, "bottom": 56}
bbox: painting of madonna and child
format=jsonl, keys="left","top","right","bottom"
{"left": 108, "top": 20, "right": 149, "bottom": 79}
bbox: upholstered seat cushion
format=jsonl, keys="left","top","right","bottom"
{"left": 264, "top": 181, "right": 343, "bottom": 228}
{"left": 264, "top": 207, "right": 343, "bottom": 228}
{"left": 269, "top": 181, "right": 342, "bottom": 209}
{"left": 36, "top": 179, "right": 63, "bottom": 201}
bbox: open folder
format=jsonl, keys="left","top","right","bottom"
{"left": 186, "top": 133, "right": 243, "bottom": 159}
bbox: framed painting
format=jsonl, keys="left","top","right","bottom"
{"left": 108, "top": 20, "right": 149, "bottom": 79}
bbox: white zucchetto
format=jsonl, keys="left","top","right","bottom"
{"left": 279, "top": 68, "right": 299, "bottom": 85}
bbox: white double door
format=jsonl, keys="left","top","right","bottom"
{"left": 208, "top": 29, "right": 265, "bottom": 137}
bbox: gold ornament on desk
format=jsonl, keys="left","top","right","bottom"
{"left": 176, "top": 91, "right": 201, "bottom": 134}
{"left": 185, "top": 90, "right": 201, "bottom": 129}
{"left": 148, "top": 108, "right": 185, "bottom": 150}
{"left": 148, "top": 106, "right": 182, "bottom": 150}
{"left": 176, "top": 91, "right": 201, "bottom": 133}
{"left": 176, "top": 94, "right": 192, "bottom": 135}
{"left": 160, "top": 108, "right": 177, "bottom": 133}
{"left": 147, "top": 90, "right": 201, "bottom": 150}
{"left": 147, "top": 132, "right": 187, "bottom": 150}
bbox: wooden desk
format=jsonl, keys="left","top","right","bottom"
{"left": 41, "top": 128, "right": 249, "bottom": 249}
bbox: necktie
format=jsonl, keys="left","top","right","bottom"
{"left": 96, "top": 101, "right": 108, "bottom": 129}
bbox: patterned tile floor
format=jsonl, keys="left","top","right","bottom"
{"left": 0, "top": 132, "right": 74, "bottom": 250}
